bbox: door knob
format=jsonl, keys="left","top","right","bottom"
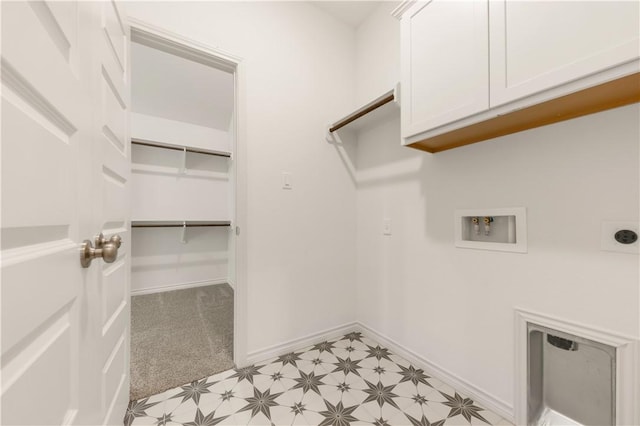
{"left": 80, "top": 233, "right": 122, "bottom": 268}
{"left": 95, "top": 233, "right": 122, "bottom": 249}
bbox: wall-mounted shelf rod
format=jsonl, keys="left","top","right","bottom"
{"left": 132, "top": 220, "right": 231, "bottom": 228}
{"left": 329, "top": 88, "right": 396, "bottom": 133}
{"left": 131, "top": 138, "right": 232, "bottom": 158}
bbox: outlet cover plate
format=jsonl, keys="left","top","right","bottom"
{"left": 282, "top": 172, "right": 292, "bottom": 189}
{"left": 383, "top": 219, "right": 392, "bottom": 236}
{"left": 601, "top": 221, "right": 639, "bottom": 254}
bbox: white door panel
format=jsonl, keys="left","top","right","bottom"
{"left": 1, "top": 2, "right": 86, "bottom": 424}
{"left": 1, "top": 1, "right": 131, "bottom": 425}
{"left": 102, "top": 1, "right": 127, "bottom": 76}
{"left": 95, "top": 1, "right": 130, "bottom": 423}
{"left": 2, "top": 2, "right": 83, "bottom": 118}
{"left": 2, "top": 310, "right": 74, "bottom": 425}
{"left": 1, "top": 243, "right": 78, "bottom": 353}
{"left": 1, "top": 95, "right": 75, "bottom": 227}
{"left": 45, "top": 1, "right": 79, "bottom": 52}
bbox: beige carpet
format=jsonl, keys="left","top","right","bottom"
{"left": 130, "top": 284, "right": 234, "bottom": 401}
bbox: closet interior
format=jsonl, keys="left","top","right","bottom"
{"left": 129, "top": 37, "right": 236, "bottom": 400}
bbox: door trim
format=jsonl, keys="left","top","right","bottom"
{"left": 127, "top": 18, "right": 248, "bottom": 369}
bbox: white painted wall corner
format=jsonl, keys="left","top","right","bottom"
{"left": 245, "top": 322, "right": 359, "bottom": 367}
{"left": 357, "top": 321, "right": 515, "bottom": 422}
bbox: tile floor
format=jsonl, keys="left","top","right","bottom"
{"left": 125, "top": 332, "right": 512, "bottom": 426}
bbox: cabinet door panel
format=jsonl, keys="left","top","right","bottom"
{"left": 490, "top": 1, "right": 640, "bottom": 107}
{"left": 402, "top": 0, "right": 489, "bottom": 138}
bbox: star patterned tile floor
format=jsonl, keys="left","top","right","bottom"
{"left": 125, "top": 332, "right": 513, "bottom": 426}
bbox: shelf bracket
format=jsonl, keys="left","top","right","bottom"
{"left": 180, "top": 221, "right": 187, "bottom": 244}
{"left": 325, "top": 125, "right": 336, "bottom": 143}
{"left": 179, "top": 147, "right": 187, "bottom": 174}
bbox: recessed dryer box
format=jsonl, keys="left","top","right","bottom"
{"left": 454, "top": 207, "right": 527, "bottom": 253}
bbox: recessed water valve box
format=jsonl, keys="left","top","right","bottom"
{"left": 454, "top": 207, "right": 527, "bottom": 253}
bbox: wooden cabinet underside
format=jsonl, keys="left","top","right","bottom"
{"left": 408, "top": 72, "right": 640, "bottom": 153}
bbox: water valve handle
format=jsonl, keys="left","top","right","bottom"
{"left": 483, "top": 216, "right": 494, "bottom": 236}
{"left": 471, "top": 217, "right": 480, "bottom": 235}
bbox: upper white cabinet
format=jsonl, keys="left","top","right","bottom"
{"left": 398, "top": 0, "right": 640, "bottom": 152}
{"left": 401, "top": 0, "right": 488, "bottom": 137}
{"left": 489, "top": 0, "right": 640, "bottom": 107}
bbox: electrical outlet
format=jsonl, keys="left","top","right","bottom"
{"left": 601, "top": 221, "right": 639, "bottom": 254}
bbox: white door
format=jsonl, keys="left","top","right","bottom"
{"left": 1, "top": 1, "right": 131, "bottom": 425}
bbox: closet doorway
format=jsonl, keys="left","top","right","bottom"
{"left": 128, "top": 22, "right": 245, "bottom": 401}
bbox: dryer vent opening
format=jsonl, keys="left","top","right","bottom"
{"left": 527, "top": 323, "right": 616, "bottom": 426}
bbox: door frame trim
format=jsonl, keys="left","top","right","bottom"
{"left": 127, "top": 17, "right": 248, "bottom": 368}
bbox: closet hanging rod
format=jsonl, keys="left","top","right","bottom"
{"left": 329, "top": 90, "right": 395, "bottom": 133}
{"left": 131, "top": 139, "right": 232, "bottom": 158}
{"left": 132, "top": 220, "right": 231, "bottom": 228}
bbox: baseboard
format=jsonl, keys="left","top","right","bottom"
{"left": 245, "top": 322, "right": 359, "bottom": 366}
{"left": 130, "top": 278, "right": 229, "bottom": 296}
{"left": 357, "top": 321, "right": 514, "bottom": 422}
{"left": 242, "top": 320, "right": 515, "bottom": 421}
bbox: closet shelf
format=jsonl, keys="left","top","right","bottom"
{"left": 326, "top": 84, "right": 400, "bottom": 139}
{"left": 131, "top": 138, "right": 232, "bottom": 158}
{"left": 132, "top": 220, "right": 231, "bottom": 228}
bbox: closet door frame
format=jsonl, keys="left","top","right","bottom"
{"left": 128, "top": 19, "right": 248, "bottom": 368}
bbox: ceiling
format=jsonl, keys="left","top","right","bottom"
{"left": 311, "top": 1, "right": 382, "bottom": 28}
{"left": 131, "top": 42, "right": 234, "bottom": 131}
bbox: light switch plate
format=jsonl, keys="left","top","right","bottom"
{"left": 282, "top": 172, "right": 292, "bottom": 189}
{"left": 601, "top": 221, "right": 639, "bottom": 254}
{"left": 383, "top": 219, "right": 392, "bottom": 235}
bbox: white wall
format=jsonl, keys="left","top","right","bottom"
{"left": 355, "top": 2, "right": 639, "bottom": 415}
{"left": 355, "top": 2, "right": 400, "bottom": 105}
{"left": 131, "top": 41, "right": 235, "bottom": 130}
{"left": 131, "top": 227, "right": 231, "bottom": 295}
{"left": 131, "top": 141, "right": 231, "bottom": 222}
{"left": 126, "top": 2, "right": 358, "bottom": 353}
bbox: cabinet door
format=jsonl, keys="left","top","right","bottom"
{"left": 489, "top": 1, "right": 640, "bottom": 107}
{"left": 402, "top": 0, "right": 489, "bottom": 138}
